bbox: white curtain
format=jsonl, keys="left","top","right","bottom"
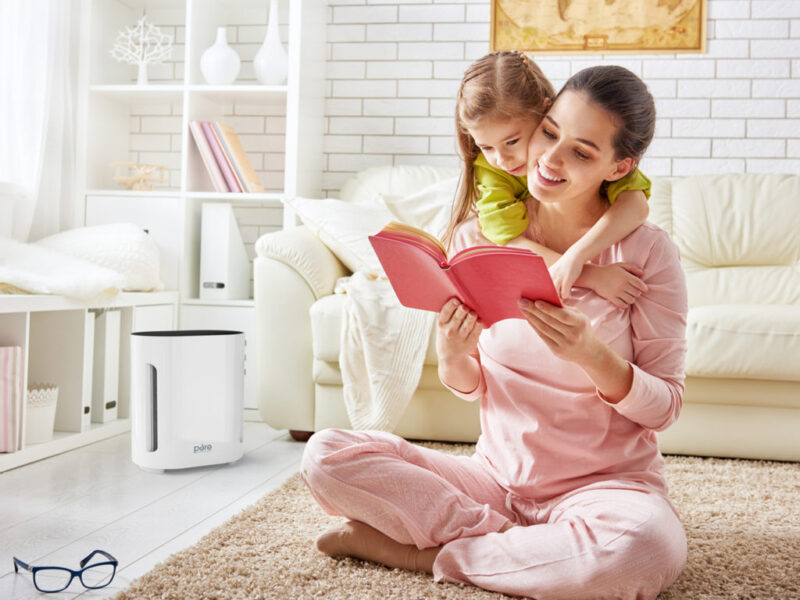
{"left": 0, "top": 0, "right": 78, "bottom": 242}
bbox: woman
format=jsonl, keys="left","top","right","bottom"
{"left": 301, "top": 65, "right": 688, "bottom": 600}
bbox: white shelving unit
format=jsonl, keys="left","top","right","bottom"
{"left": 0, "top": 292, "right": 178, "bottom": 472}
{"left": 75, "top": 0, "right": 328, "bottom": 410}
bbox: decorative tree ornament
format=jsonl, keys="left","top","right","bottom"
{"left": 110, "top": 15, "right": 173, "bottom": 85}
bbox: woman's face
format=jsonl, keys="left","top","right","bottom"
{"left": 526, "top": 90, "right": 633, "bottom": 204}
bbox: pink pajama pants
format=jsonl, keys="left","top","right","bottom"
{"left": 301, "top": 429, "right": 687, "bottom": 600}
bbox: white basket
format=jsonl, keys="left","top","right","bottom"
{"left": 25, "top": 384, "right": 59, "bottom": 445}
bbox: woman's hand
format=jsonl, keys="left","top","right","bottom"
{"left": 435, "top": 298, "right": 483, "bottom": 362}
{"left": 582, "top": 262, "right": 648, "bottom": 309}
{"left": 436, "top": 298, "right": 484, "bottom": 395}
{"left": 517, "top": 298, "right": 633, "bottom": 402}
{"left": 517, "top": 298, "right": 602, "bottom": 366}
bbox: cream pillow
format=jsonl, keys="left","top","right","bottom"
{"left": 378, "top": 177, "right": 458, "bottom": 239}
{"left": 0, "top": 237, "right": 124, "bottom": 299}
{"left": 35, "top": 223, "right": 163, "bottom": 291}
{"left": 282, "top": 197, "right": 393, "bottom": 275}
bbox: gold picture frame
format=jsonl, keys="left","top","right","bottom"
{"left": 491, "top": 0, "right": 707, "bottom": 54}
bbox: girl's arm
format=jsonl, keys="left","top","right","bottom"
{"left": 550, "top": 190, "right": 649, "bottom": 298}
{"left": 506, "top": 206, "right": 648, "bottom": 308}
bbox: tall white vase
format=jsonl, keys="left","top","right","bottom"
{"left": 200, "top": 27, "right": 241, "bottom": 85}
{"left": 254, "top": 0, "right": 288, "bottom": 85}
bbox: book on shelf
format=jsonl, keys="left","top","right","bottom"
{"left": 212, "top": 122, "right": 265, "bottom": 193}
{"left": 368, "top": 222, "right": 562, "bottom": 327}
{"left": 200, "top": 121, "right": 241, "bottom": 192}
{"left": 189, "top": 121, "right": 229, "bottom": 193}
{"left": 191, "top": 120, "right": 265, "bottom": 194}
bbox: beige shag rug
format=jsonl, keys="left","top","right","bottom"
{"left": 114, "top": 444, "right": 800, "bottom": 600}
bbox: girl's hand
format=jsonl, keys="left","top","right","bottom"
{"left": 583, "top": 262, "right": 648, "bottom": 309}
{"left": 435, "top": 298, "right": 483, "bottom": 362}
{"left": 517, "top": 298, "right": 601, "bottom": 366}
{"left": 549, "top": 249, "right": 585, "bottom": 300}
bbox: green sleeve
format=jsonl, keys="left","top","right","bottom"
{"left": 607, "top": 168, "right": 651, "bottom": 204}
{"left": 474, "top": 154, "right": 530, "bottom": 245}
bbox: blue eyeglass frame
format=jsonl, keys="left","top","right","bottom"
{"left": 13, "top": 550, "right": 118, "bottom": 593}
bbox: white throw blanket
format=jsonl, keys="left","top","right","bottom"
{"left": 339, "top": 271, "right": 435, "bottom": 431}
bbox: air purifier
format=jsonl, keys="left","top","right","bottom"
{"left": 130, "top": 330, "right": 244, "bottom": 471}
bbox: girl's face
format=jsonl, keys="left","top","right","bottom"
{"left": 468, "top": 116, "right": 538, "bottom": 176}
{"left": 527, "top": 90, "right": 634, "bottom": 204}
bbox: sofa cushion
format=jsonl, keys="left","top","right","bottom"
{"left": 649, "top": 174, "right": 800, "bottom": 307}
{"left": 310, "top": 294, "right": 437, "bottom": 365}
{"left": 339, "top": 164, "right": 460, "bottom": 205}
{"left": 686, "top": 304, "right": 800, "bottom": 382}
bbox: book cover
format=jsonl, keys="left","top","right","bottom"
{"left": 213, "top": 122, "right": 265, "bottom": 193}
{"left": 188, "top": 121, "right": 229, "bottom": 192}
{"left": 369, "top": 222, "right": 561, "bottom": 326}
{"left": 200, "top": 121, "right": 242, "bottom": 192}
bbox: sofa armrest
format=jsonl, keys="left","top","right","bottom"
{"left": 254, "top": 226, "right": 349, "bottom": 431}
{"left": 255, "top": 225, "right": 349, "bottom": 299}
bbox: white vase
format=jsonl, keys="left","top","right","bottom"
{"left": 200, "top": 27, "right": 241, "bottom": 85}
{"left": 253, "top": 0, "right": 288, "bottom": 85}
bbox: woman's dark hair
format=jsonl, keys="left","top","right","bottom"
{"left": 560, "top": 65, "right": 656, "bottom": 162}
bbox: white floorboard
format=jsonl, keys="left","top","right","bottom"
{"left": 0, "top": 422, "right": 305, "bottom": 599}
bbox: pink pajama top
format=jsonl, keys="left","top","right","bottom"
{"left": 450, "top": 217, "right": 688, "bottom": 505}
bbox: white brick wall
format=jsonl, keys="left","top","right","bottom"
{"left": 322, "top": 0, "right": 800, "bottom": 190}
{"left": 132, "top": 2, "right": 800, "bottom": 199}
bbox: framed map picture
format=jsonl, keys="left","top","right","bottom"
{"left": 491, "top": 0, "right": 707, "bottom": 54}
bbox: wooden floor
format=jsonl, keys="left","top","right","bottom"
{"left": 0, "top": 422, "right": 305, "bottom": 599}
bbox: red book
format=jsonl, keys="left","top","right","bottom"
{"left": 200, "top": 121, "right": 241, "bottom": 192}
{"left": 369, "top": 222, "right": 561, "bottom": 327}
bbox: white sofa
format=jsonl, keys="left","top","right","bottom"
{"left": 254, "top": 166, "right": 800, "bottom": 461}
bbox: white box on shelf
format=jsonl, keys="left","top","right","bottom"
{"left": 92, "top": 309, "right": 121, "bottom": 424}
{"left": 199, "top": 203, "right": 250, "bottom": 300}
{"left": 82, "top": 313, "right": 95, "bottom": 431}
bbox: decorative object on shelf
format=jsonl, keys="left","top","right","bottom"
{"left": 200, "top": 27, "right": 241, "bottom": 85}
{"left": 111, "top": 161, "right": 169, "bottom": 190}
{"left": 110, "top": 15, "right": 173, "bottom": 85}
{"left": 254, "top": 0, "right": 288, "bottom": 85}
{"left": 25, "top": 384, "right": 59, "bottom": 445}
{"left": 1, "top": 346, "right": 24, "bottom": 453}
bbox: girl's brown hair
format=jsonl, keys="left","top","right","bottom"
{"left": 443, "top": 51, "right": 555, "bottom": 248}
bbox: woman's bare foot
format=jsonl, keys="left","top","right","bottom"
{"left": 316, "top": 520, "right": 439, "bottom": 573}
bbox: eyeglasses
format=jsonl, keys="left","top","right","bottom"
{"left": 13, "top": 550, "right": 118, "bottom": 593}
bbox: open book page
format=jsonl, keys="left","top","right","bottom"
{"left": 380, "top": 222, "right": 447, "bottom": 264}
{"left": 449, "top": 245, "right": 535, "bottom": 265}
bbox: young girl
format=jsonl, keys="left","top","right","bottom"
{"left": 448, "top": 51, "right": 651, "bottom": 305}
{"left": 302, "top": 65, "right": 687, "bottom": 600}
